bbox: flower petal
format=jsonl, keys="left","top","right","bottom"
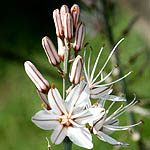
{"left": 48, "top": 88, "right": 67, "bottom": 115}
{"left": 32, "top": 110, "right": 60, "bottom": 130}
{"left": 90, "top": 86, "right": 113, "bottom": 99}
{"left": 102, "top": 95, "right": 126, "bottom": 101}
{"left": 104, "top": 121, "right": 142, "bottom": 131}
{"left": 97, "top": 131, "right": 130, "bottom": 147}
{"left": 103, "top": 119, "right": 119, "bottom": 135}
{"left": 65, "top": 81, "right": 91, "bottom": 115}
{"left": 72, "top": 109, "right": 93, "bottom": 124}
{"left": 51, "top": 125, "right": 67, "bottom": 145}
{"left": 67, "top": 127, "right": 93, "bottom": 149}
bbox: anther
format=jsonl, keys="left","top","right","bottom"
{"left": 93, "top": 103, "right": 99, "bottom": 107}
{"left": 51, "top": 83, "right": 55, "bottom": 89}
{"left": 80, "top": 76, "right": 84, "bottom": 81}
{"left": 41, "top": 103, "right": 45, "bottom": 108}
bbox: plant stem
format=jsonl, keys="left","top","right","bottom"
{"left": 63, "top": 46, "right": 72, "bottom": 150}
{"left": 64, "top": 137, "right": 72, "bottom": 150}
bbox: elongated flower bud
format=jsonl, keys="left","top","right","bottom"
{"left": 42, "top": 36, "right": 60, "bottom": 66}
{"left": 73, "top": 22, "right": 85, "bottom": 51}
{"left": 64, "top": 13, "right": 73, "bottom": 40}
{"left": 57, "top": 37, "right": 65, "bottom": 61}
{"left": 53, "top": 9, "right": 63, "bottom": 37}
{"left": 70, "top": 55, "right": 83, "bottom": 84}
{"left": 24, "top": 61, "right": 50, "bottom": 93}
{"left": 60, "top": 5, "right": 69, "bottom": 28}
{"left": 71, "top": 4, "right": 80, "bottom": 29}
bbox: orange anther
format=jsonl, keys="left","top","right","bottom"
{"left": 51, "top": 83, "right": 55, "bottom": 89}
{"left": 41, "top": 103, "right": 45, "bottom": 108}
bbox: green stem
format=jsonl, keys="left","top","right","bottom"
{"left": 63, "top": 46, "right": 72, "bottom": 150}
{"left": 64, "top": 137, "right": 72, "bottom": 150}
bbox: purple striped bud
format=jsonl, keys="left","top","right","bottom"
{"left": 42, "top": 36, "right": 60, "bottom": 66}
{"left": 70, "top": 55, "right": 83, "bottom": 84}
{"left": 53, "top": 9, "right": 63, "bottom": 37}
{"left": 24, "top": 61, "right": 50, "bottom": 93}
{"left": 73, "top": 22, "right": 85, "bottom": 51}
{"left": 57, "top": 37, "right": 65, "bottom": 61}
{"left": 60, "top": 5, "right": 69, "bottom": 28}
{"left": 64, "top": 13, "right": 73, "bottom": 40}
{"left": 71, "top": 4, "right": 80, "bottom": 29}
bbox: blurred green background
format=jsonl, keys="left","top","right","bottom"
{"left": 0, "top": 0, "right": 150, "bottom": 150}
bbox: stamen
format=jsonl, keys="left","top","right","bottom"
{"left": 58, "top": 118, "right": 62, "bottom": 123}
{"left": 83, "top": 47, "right": 90, "bottom": 84}
{"left": 80, "top": 76, "right": 84, "bottom": 81}
{"left": 94, "top": 71, "right": 132, "bottom": 87}
{"left": 92, "top": 38, "right": 124, "bottom": 83}
{"left": 93, "top": 66, "right": 116, "bottom": 86}
{"left": 90, "top": 46, "right": 104, "bottom": 82}
{"left": 41, "top": 103, "right": 45, "bottom": 108}
{"left": 52, "top": 83, "right": 55, "bottom": 89}
{"left": 93, "top": 103, "right": 99, "bottom": 107}
{"left": 88, "top": 49, "right": 92, "bottom": 78}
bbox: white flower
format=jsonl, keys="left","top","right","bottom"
{"left": 32, "top": 81, "right": 101, "bottom": 149}
{"left": 90, "top": 97, "right": 142, "bottom": 146}
{"left": 83, "top": 38, "right": 131, "bottom": 100}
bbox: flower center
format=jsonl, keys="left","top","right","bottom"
{"left": 58, "top": 114, "right": 72, "bottom": 127}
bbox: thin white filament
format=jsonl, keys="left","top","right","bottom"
{"left": 92, "top": 38, "right": 124, "bottom": 84}
{"left": 88, "top": 49, "right": 92, "bottom": 78}
{"left": 83, "top": 47, "right": 90, "bottom": 84}
{"left": 94, "top": 71, "right": 132, "bottom": 87}
{"left": 93, "top": 67, "right": 116, "bottom": 86}
{"left": 90, "top": 46, "right": 104, "bottom": 82}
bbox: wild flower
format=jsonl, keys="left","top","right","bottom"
{"left": 24, "top": 3, "right": 142, "bottom": 150}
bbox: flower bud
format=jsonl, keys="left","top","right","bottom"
{"left": 53, "top": 9, "right": 63, "bottom": 37}
{"left": 71, "top": 4, "right": 80, "bottom": 29}
{"left": 57, "top": 37, "right": 65, "bottom": 61}
{"left": 73, "top": 22, "right": 85, "bottom": 51}
{"left": 64, "top": 13, "right": 73, "bottom": 40}
{"left": 42, "top": 36, "right": 60, "bottom": 66}
{"left": 24, "top": 61, "right": 50, "bottom": 93}
{"left": 60, "top": 5, "right": 69, "bottom": 28}
{"left": 70, "top": 55, "right": 83, "bottom": 84}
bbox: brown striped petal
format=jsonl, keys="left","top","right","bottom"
{"left": 60, "top": 5, "right": 69, "bottom": 28}
{"left": 64, "top": 13, "right": 73, "bottom": 40}
{"left": 24, "top": 61, "right": 50, "bottom": 93}
{"left": 73, "top": 22, "right": 85, "bottom": 51}
{"left": 57, "top": 37, "right": 65, "bottom": 61}
{"left": 70, "top": 55, "right": 83, "bottom": 84}
{"left": 71, "top": 4, "right": 80, "bottom": 29}
{"left": 53, "top": 9, "right": 63, "bottom": 37}
{"left": 42, "top": 36, "right": 60, "bottom": 66}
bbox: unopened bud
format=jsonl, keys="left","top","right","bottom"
{"left": 64, "top": 13, "right": 73, "bottom": 40}
{"left": 53, "top": 9, "right": 63, "bottom": 37}
{"left": 71, "top": 4, "right": 80, "bottom": 29}
{"left": 24, "top": 61, "right": 50, "bottom": 93}
{"left": 70, "top": 55, "right": 83, "bottom": 84}
{"left": 42, "top": 36, "right": 60, "bottom": 66}
{"left": 60, "top": 5, "right": 69, "bottom": 28}
{"left": 73, "top": 22, "right": 85, "bottom": 51}
{"left": 57, "top": 37, "right": 65, "bottom": 61}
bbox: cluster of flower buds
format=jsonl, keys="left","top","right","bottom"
{"left": 53, "top": 4, "right": 86, "bottom": 54}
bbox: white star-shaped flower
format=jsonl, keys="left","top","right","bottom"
{"left": 32, "top": 81, "right": 103, "bottom": 149}
{"left": 83, "top": 38, "right": 131, "bottom": 100}
{"left": 90, "top": 97, "right": 142, "bottom": 146}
